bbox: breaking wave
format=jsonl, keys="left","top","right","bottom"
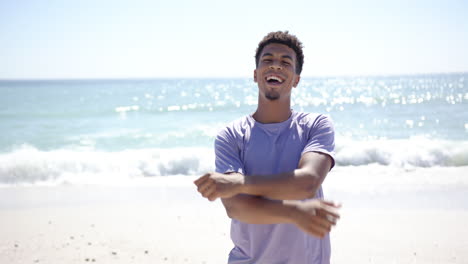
{"left": 1, "top": 137, "right": 467, "bottom": 186}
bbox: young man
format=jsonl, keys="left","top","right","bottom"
{"left": 194, "top": 31, "right": 340, "bottom": 264}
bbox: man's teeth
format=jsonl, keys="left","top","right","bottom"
{"left": 267, "top": 76, "right": 283, "bottom": 83}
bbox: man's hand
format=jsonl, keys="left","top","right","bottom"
{"left": 194, "top": 172, "right": 245, "bottom": 201}
{"left": 286, "top": 200, "right": 341, "bottom": 238}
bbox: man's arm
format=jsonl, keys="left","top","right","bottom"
{"left": 195, "top": 151, "right": 332, "bottom": 201}
{"left": 243, "top": 151, "right": 332, "bottom": 200}
{"left": 221, "top": 195, "right": 340, "bottom": 238}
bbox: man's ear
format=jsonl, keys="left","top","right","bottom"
{"left": 254, "top": 69, "right": 257, "bottom": 83}
{"left": 293, "top": 75, "right": 301, "bottom": 88}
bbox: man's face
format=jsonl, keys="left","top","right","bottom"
{"left": 254, "top": 43, "right": 300, "bottom": 101}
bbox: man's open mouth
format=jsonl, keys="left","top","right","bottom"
{"left": 265, "top": 75, "right": 284, "bottom": 84}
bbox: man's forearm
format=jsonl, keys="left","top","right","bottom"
{"left": 221, "top": 195, "right": 296, "bottom": 224}
{"left": 241, "top": 168, "right": 322, "bottom": 200}
{"left": 240, "top": 152, "right": 332, "bottom": 200}
{"left": 221, "top": 194, "right": 341, "bottom": 238}
{"left": 194, "top": 152, "right": 332, "bottom": 202}
{"left": 197, "top": 169, "right": 324, "bottom": 201}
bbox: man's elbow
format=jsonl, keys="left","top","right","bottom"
{"left": 299, "top": 173, "right": 321, "bottom": 199}
{"left": 224, "top": 205, "right": 236, "bottom": 219}
{"left": 298, "top": 187, "right": 316, "bottom": 200}
{"left": 221, "top": 198, "right": 241, "bottom": 219}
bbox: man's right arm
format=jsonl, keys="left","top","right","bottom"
{"left": 221, "top": 194, "right": 340, "bottom": 238}
{"left": 221, "top": 195, "right": 293, "bottom": 224}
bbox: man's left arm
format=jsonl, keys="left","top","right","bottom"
{"left": 244, "top": 151, "right": 333, "bottom": 200}
{"left": 195, "top": 151, "right": 332, "bottom": 201}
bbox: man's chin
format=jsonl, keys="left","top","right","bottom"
{"left": 265, "top": 92, "right": 280, "bottom": 101}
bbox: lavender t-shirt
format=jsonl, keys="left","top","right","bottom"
{"left": 215, "top": 111, "right": 335, "bottom": 264}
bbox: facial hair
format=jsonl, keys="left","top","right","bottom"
{"left": 265, "top": 91, "right": 280, "bottom": 101}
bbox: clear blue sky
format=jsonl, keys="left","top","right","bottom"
{"left": 1, "top": 0, "right": 467, "bottom": 79}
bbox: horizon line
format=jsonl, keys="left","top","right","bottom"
{"left": 0, "top": 71, "right": 467, "bottom": 82}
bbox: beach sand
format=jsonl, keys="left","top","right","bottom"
{"left": 1, "top": 172, "right": 468, "bottom": 264}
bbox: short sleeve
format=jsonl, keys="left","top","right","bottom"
{"left": 215, "top": 127, "right": 244, "bottom": 174}
{"left": 302, "top": 114, "right": 336, "bottom": 169}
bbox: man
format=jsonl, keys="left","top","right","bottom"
{"left": 194, "top": 31, "right": 340, "bottom": 264}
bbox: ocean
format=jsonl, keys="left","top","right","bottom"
{"left": 1, "top": 73, "right": 467, "bottom": 192}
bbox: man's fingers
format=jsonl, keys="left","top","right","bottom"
{"left": 194, "top": 173, "right": 210, "bottom": 186}
{"left": 193, "top": 175, "right": 204, "bottom": 185}
{"left": 314, "top": 205, "right": 340, "bottom": 227}
{"left": 295, "top": 210, "right": 336, "bottom": 238}
{"left": 310, "top": 214, "right": 334, "bottom": 230}
{"left": 202, "top": 183, "right": 216, "bottom": 198}
{"left": 199, "top": 181, "right": 222, "bottom": 202}
{"left": 208, "top": 193, "right": 218, "bottom": 201}
{"left": 317, "top": 204, "right": 340, "bottom": 220}
{"left": 197, "top": 180, "right": 213, "bottom": 194}
{"left": 321, "top": 200, "right": 342, "bottom": 209}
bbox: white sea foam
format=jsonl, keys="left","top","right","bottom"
{"left": 1, "top": 137, "right": 467, "bottom": 187}
{"left": 0, "top": 145, "right": 215, "bottom": 186}
{"left": 335, "top": 136, "right": 468, "bottom": 167}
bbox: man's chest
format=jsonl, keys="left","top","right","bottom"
{"left": 241, "top": 127, "right": 308, "bottom": 175}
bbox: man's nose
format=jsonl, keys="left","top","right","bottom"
{"left": 269, "top": 62, "right": 282, "bottom": 70}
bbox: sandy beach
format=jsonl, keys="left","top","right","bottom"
{"left": 0, "top": 185, "right": 232, "bottom": 264}
{"left": 1, "top": 168, "right": 468, "bottom": 264}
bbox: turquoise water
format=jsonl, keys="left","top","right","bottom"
{"left": 1, "top": 74, "right": 467, "bottom": 185}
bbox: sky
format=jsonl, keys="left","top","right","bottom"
{"left": 0, "top": 0, "right": 467, "bottom": 79}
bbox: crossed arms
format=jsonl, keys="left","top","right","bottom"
{"left": 194, "top": 151, "right": 340, "bottom": 238}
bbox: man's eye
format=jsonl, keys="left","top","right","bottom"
{"left": 263, "top": 59, "right": 272, "bottom": 63}
{"left": 282, "top": 61, "right": 291, "bottom": 66}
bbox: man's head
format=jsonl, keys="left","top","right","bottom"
{"left": 254, "top": 31, "right": 303, "bottom": 101}
{"left": 255, "top": 31, "right": 304, "bottom": 75}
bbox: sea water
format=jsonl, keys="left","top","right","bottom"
{"left": 1, "top": 74, "right": 467, "bottom": 192}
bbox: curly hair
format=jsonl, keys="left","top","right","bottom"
{"left": 255, "top": 31, "right": 304, "bottom": 75}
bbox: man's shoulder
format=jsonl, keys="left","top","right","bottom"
{"left": 292, "top": 111, "right": 333, "bottom": 127}
{"left": 217, "top": 115, "right": 252, "bottom": 139}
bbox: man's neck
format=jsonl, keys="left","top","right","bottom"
{"left": 252, "top": 99, "right": 292, "bottom": 124}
